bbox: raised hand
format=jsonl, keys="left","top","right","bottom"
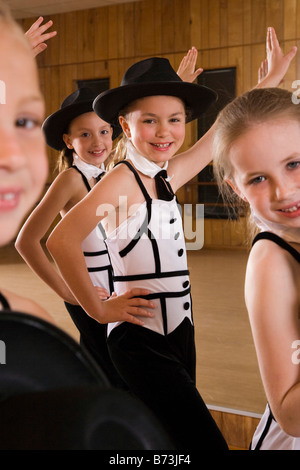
{"left": 177, "top": 47, "right": 203, "bottom": 83}
{"left": 25, "top": 16, "right": 57, "bottom": 57}
{"left": 258, "top": 58, "right": 268, "bottom": 84}
{"left": 257, "top": 27, "right": 297, "bottom": 88}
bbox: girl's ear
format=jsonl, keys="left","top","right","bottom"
{"left": 118, "top": 116, "right": 131, "bottom": 138}
{"left": 62, "top": 134, "right": 73, "bottom": 149}
{"left": 225, "top": 178, "right": 248, "bottom": 202}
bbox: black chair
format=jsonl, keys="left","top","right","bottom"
{"left": 0, "top": 311, "right": 175, "bottom": 450}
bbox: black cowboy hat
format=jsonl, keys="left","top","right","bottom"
{"left": 42, "top": 88, "right": 121, "bottom": 150}
{"left": 93, "top": 57, "right": 217, "bottom": 130}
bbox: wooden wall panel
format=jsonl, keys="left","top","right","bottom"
{"left": 209, "top": 409, "right": 260, "bottom": 450}
{"left": 18, "top": 0, "right": 300, "bottom": 248}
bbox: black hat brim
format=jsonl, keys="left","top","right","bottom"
{"left": 42, "top": 101, "right": 121, "bottom": 151}
{"left": 93, "top": 81, "right": 217, "bottom": 130}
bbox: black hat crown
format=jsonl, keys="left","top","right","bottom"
{"left": 93, "top": 57, "right": 217, "bottom": 127}
{"left": 42, "top": 87, "right": 121, "bottom": 150}
{"left": 121, "top": 57, "right": 182, "bottom": 86}
{"left": 60, "top": 88, "right": 96, "bottom": 109}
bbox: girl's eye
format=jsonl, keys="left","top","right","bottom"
{"left": 16, "top": 117, "right": 39, "bottom": 130}
{"left": 287, "top": 161, "right": 300, "bottom": 170}
{"left": 81, "top": 132, "right": 90, "bottom": 137}
{"left": 170, "top": 118, "right": 180, "bottom": 123}
{"left": 249, "top": 175, "right": 266, "bottom": 185}
{"left": 101, "top": 130, "right": 109, "bottom": 135}
{"left": 143, "top": 119, "right": 155, "bottom": 124}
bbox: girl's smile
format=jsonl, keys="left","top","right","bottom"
{"left": 0, "top": 187, "right": 22, "bottom": 211}
{"left": 276, "top": 200, "right": 300, "bottom": 218}
{"left": 150, "top": 142, "right": 173, "bottom": 151}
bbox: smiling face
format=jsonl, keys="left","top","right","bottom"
{"left": 63, "top": 112, "right": 113, "bottom": 167}
{"left": 229, "top": 118, "right": 300, "bottom": 228}
{"left": 0, "top": 25, "right": 47, "bottom": 246}
{"left": 119, "top": 95, "right": 186, "bottom": 166}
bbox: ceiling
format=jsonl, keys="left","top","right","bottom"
{"left": 6, "top": 0, "right": 142, "bottom": 19}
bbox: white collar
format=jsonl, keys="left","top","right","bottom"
{"left": 125, "top": 140, "right": 173, "bottom": 181}
{"left": 251, "top": 208, "right": 300, "bottom": 244}
{"left": 72, "top": 154, "right": 106, "bottom": 180}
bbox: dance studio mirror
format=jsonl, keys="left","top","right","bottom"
{"left": 3, "top": 0, "right": 298, "bottom": 426}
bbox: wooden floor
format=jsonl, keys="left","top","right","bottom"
{"left": 0, "top": 243, "right": 267, "bottom": 448}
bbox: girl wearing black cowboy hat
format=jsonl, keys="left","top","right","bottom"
{"left": 47, "top": 36, "right": 292, "bottom": 450}
{"left": 15, "top": 53, "right": 200, "bottom": 389}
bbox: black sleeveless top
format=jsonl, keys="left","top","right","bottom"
{"left": 251, "top": 231, "right": 300, "bottom": 450}
{"left": 253, "top": 231, "right": 300, "bottom": 263}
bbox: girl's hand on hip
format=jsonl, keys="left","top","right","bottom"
{"left": 99, "top": 288, "right": 156, "bottom": 326}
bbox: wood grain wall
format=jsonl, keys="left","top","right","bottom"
{"left": 18, "top": 0, "right": 300, "bottom": 248}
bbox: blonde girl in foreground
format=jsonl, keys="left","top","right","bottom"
{"left": 47, "top": 28, "right": 295, "bottom": 450}
{"left": 213, "top": 86, "right": 300, "bottom": 450}
{"left": 0, "top": 4, "right": 53, "bottom": 321}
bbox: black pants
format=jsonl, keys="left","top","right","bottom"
{"left": 64, "top": 302, "right": 126, "bottom": 389}
{"left": 107, "top": 318, "right": 228, "bottom": 451}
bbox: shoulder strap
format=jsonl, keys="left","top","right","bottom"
{"left": 115, "top": 160, "right": 151, "bottom": 202}
{"left": 0, "top": 292, "right": 10, "bottom": 310}
{"left": 253, "top": 231, "right": 300, "bottom": 263}
{"left": 71, "top": 165, "right": 91, "bottom": 192}
{"left": 115, "top": 160, "right": 153, "bottom": 259}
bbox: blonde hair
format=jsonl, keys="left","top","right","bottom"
{"left": 55, "top": 148, "right": 73, "bottom": 173}
{"left": 106, "top": 134, "right": 127, "bottom": 170}
{"left": 0, "top": 1, "right": 31, "bottom": 46}
{"left": 213, "top": 87, "right": 300, "bottom": 221}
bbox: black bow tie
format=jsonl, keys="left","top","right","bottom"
{"left": 95, "top": 170, "right": 106, "bottom": 182}
{"left": 154, "top": 169, "right": 174, "bottom": 201}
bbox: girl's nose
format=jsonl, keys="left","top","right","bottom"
{"left": 273, "top": 178, "right": 294, "bottom": 202}
{"left": 0, "top": 128, "right": 26, "bottom": 171}
{"left": 92, "top": 133, "right": 105, "bottom": 146}
{"left": 156, "top": 122, "right": 169, "bottom": 137}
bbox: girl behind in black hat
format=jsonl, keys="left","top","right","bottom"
{"left": 47, "top": 30, "right": 295, "bottom": 450}
{"left": 15, "top": 88, "right": 128, "bottom": 386}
